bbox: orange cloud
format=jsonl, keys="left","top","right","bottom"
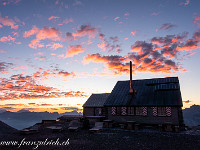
{"left": 24, "top": 26, "right": 62, "bottom": 49}
{"left": 48, "top": 16, "right": 60, "bottom": 20}
{"left": 0, "top": 71, "right": 85, "bottom": 101}
{"left": 72, "top": 25, "right": 98, "bottom": 39}
{"left": 46, "top": 42, "right": 63, "bottom": 50}
{"left": 23, "top": 25, "right": 39, "bottom": 38}
{"left": 63, "top": 18, "right": 73, "bottom": 24}
{"left": 66, "top": 45, "right": 85, "bottom": 57}
{"left": 130, "top": 30, "right": 138, "bottom": 36}
{"left": 34, "top": 52, "right": 44, "bottom": 56}
{"left": 1, "top": 0, "right": 21, "bottom": 6}
{"left": 0, "top": 35, "right": 15, "bottom": 42}
{"left": 193, "top": 16, "right": 200, "bottom": 27}
{"left": 0, "top": 15, "right": 18, "bottom": 29}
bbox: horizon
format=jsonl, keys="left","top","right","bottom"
{"left": 0, "top": 0, "right": 200, "bottom": 113}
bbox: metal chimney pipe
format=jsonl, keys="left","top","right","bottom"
{"left": 129, "top": 61, "right": 133, "bottom": 93}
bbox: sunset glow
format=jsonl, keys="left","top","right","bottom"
{"left": 0, "top": 0, "right": 200, "bottom": 113}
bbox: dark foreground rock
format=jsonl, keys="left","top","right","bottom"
{"left": 0, "top": 128, "right": 200, "bottom": 150}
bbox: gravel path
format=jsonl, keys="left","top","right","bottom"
{"left": 0, "top": 128, "right": 200, "bottom": 150}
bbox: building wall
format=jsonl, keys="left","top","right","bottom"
{"left": 106, "top": 107, "right": 182, "bottom": 125}
{"left": 83, "top": 107, "right": 95, "bottom": 117}
{"left": 83, "top": 107, "right": 106, "bottom": 117}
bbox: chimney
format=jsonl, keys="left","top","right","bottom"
{"left": 129, "top": 61, "right": 133, "bottom": 94}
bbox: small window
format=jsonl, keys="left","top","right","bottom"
{"left": 158, "top": 107, "right": 166, "bottom": 116}
{"left": 95, "top": 108, "right": 102, "bottom": 116}
{"left": 116, "top": 107, "right": 121, "bottom": 115}
{"left": 136, "top": 107, "right": 143, "bottom": 115}
{"left": 121, "top": 107, "right": 127, "bottom": 115}
{"left": 152, "top": 107, "right": 157, "bottom": 116}
{"left": 112, "top": 107, "right": 116, "bottom": 115}
{"left": 127, "top": 107, "right": 135, "bottom": 115}
{"left": 166, "top": 107, "right": 171, "bottom": 116}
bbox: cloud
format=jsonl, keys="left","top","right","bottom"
{"left": 114, "top": 17, "right": 120, "bottom": 21}
{"left": 83, "top": 30, "right": 200, "bottom": 74}
{"left": 180, "top": 0, "right": 190, "bottom": 6}
{"left": 1, "top": 0, "right": 21, "bottom": 6}
{"left": 130, "top": 30, "right": 139, "bottom": 36}
{"left": 0, "top": 15, "right": 19, "bottom": 29}
{"left": 48, "top": 16, "right": 60, "bottom": 20}
{"left": 24, "top": 26, "right": 62, "bottom": 49}
{"left": 72, "top": 25, "right": 98, "bottom": 39}
{"left": 0, "top": 35, "right": 16, "bottom": 42}
{"left": 98, "top": 33, "right": 122, "bottom": 53}
{"left": 46, "top": 42, "right": 63, "bottom": 50}
{"left": 0, "top": 50, "right": 7, "bottom": 53}
{"left": 151, "top": 12, "right": 160, "bottom": 16}
{"left": 73, "top": 0, "right": 82, "bottom": 6}
{"left": 98, "top": 33, "right": 109, "bottom": 51}
{"left": 35, "top": 56, "right": 46, "bottom": 61}
{"left": 63, "top": 18, "right": 73, "bottom": 24}
{"left": 0, "top": 71, "right": 86, "bottom": 101}
{"left": 0, "top": 62, "right": 13, "bottom": 72}
{"left": 58, "top": 71, "right": 75, "bottom": 77}
{"left": 34, "top": 52, "right": 44, "bottom": 56}
{"left": 23, "top": 25, "right": 39, "bottom": 37}
{"left": 66, "top": 45, "right": 85, "bottom": 57}
{"left": 193, "top": 15, "right": 200, "bottom": 27}
{"left": 156, "top": 23, "right": 177, "bottom": 32}
{"left": 83, "top": 53, "right": 128, "bottom": 74}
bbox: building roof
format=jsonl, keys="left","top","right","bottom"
{"left": 104, "top": 77, "right": 183, "bottom": 107}
{"left": 83, "top": 93, "right": 110, "bottom": 107}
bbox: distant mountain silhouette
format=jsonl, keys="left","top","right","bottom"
{"left": 0, "top": 111, "right": 59, "bottom": 130}
{"left": 0, "top": 108, "right": 6, "bottom": 113}
{"left": 183, "top": 105, "right": 200, "bottom": 126}
{"left": 0, "top": 120, "right": 18, "bottom": 134}
{"left": 60, "top": 110, "right": 82, "bottom": 116}
{"left": 16, "top": 109, "right": 31, "bottom": 113}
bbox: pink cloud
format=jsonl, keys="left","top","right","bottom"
{"left": 46, "top": 43, "right": 63, "bottom": 50}
{"left": 130, "top": 30, "right": 139, "bottom": 36}
{"left": 0, "top": 50, "right": 7, "bottom": 53}
{"left": 1, "top": 0, "right": 21, "bottom": 6}
{"left": 0, "top": 16, "right": 18, "bottom": 29}
{"left": 35, "top": 56, "right": 46, "bottom": 61}
{"left": 63, "top": 18, "right": 73, "bottom": 24}
{"left": 151, "top": 12, "right": 160, "bottom": 16}
{"left": 34, "top": 52, "right": 44, "bottom": 56}
{"left": 193, "top": 16, "right": 200, "bottom": 27}
{"left": 48, "top": 16, "right": 60, "bottom": 20}
{"left": 180, "top": 0, "right": 190, "bottom": 6}
{"left": 0, "top": 35, "right": 16, "bottom": 42}
{"left": 51, "top": 53, "right": 56, "bottom": 56}
{"left": 23, "top": 25, "right": 39, "bottom": 38}
{"left": 24, "top": 26, "right": 62, "bottom": 49}
{"left": 66, "top": 45, "right": 85, "bottom": 57}
{"left": 72, "top": 25, "right": 98, "bottom": 39}
{"left": 114, "top": 17, "right": 120, "bottom": 21}
{"left": 124, "top": 12, "right": 130, "bottom": 16}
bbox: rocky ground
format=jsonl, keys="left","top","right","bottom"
{"left": 0, "top": 128, "right": 200, "bottom": 150}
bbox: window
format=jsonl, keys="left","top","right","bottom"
{"left": 121, "top": 107, "right": 127, "bottom": 115}
{"left": 152, "top": 107, "right": 157, "bottom": 116}
{"left": 136, "top": 107, "right": 143, "bottom": 115}
{"left": 112, "top": 107, "right": 116, "bottom": 115}
{"left": 116, "top": 107, "right": 121, "bottom": 115}
{"left": 95, "top": 108, "right": 102, "bottom": 116}
{"left": 127, "top": 107, "right": 135, "bottom": 115}
{"left": 166, "top": 107, "right": 171, "bottom": 116}
{"left": 157, "top": 107, "right": 166, "bottom": 116}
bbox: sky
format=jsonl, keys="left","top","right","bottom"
{"left": 0, "top": 0, "right": 200, "bottom": 113}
